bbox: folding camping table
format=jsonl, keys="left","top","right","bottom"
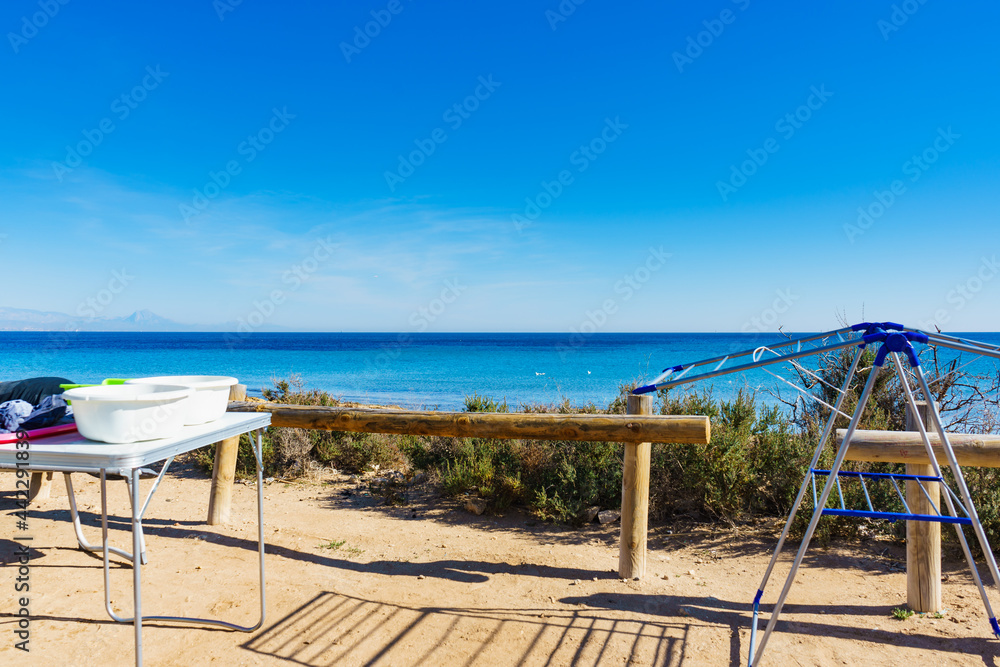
{"left": 0, "top": 411, "right": 271, "bottom": 666}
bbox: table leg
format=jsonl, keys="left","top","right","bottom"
{"left": 101, "top": 468, "right": 145, "bottom": 666}
{"left": 66, "top": 473, "right": 136, "bottom": 562}
{"left": 253, "top": 428, "right": 267, "bottom": 625}
{"left": 131, "top": 467, "right": 143, "bottom": 666}
{"left": 98, "top": 429, "right": 266, "bottom": 642}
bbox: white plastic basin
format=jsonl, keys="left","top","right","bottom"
{"left": 125, "top": 375, "right": 238, "bottom": 425}
{"left": 62, "top": 384, "right": 193, "bottom": 443}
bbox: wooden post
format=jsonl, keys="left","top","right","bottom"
{"left": 906, "top": 400, "right": 941, "bottom": 612}
{"left": 619, "top": 393, "right": 652, "bottom": 579}
{"left": 28, "top": 471, "right": 54, "bottom": 502}
{"left": 207, "top": 384, "right": 247, "bottom": 525}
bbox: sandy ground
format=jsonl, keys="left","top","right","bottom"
{"left": 2, "top": 459, "right": 1000, "bottom": 667}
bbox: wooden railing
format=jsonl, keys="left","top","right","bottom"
{"left": 837, "top": 401, "right": 1000, "bottom": 613}
{"left": 220, "top": 393, "right": 710, "bottom": 579}
{"left": 838, "top": 430, "right": 1000, "bottom": 466}
{"left": 223, "top": 400, "right": 709, "bottom": 443}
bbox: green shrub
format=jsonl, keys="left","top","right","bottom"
{"left": 463, "top": 393, "right": 510, "bottom": 413}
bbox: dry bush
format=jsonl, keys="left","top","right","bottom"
{"left": 271, "top": 427, "right": 314, "bottom": 474}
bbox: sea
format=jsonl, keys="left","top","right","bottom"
{"left": 1, "top": 331, "right": 998, "bottom": 411}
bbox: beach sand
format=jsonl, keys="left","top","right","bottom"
{"left": 3, "top": 459, "right": 998, "bottom": 666}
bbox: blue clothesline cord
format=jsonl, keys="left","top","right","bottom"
{"left": 820, "top": 508, "right": 972, "bottom": 525}
{"left": 811, "top": 469, "right": 943, "bottom": 483}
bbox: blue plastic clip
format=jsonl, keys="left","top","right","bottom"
{"left": 851, "top": 321, "right": 905, "bottom": 332}
{"left": 991, "top": 616, "right": 1000, "bottom": 637}
{"left": 861, "top": 330, "right": 924, "bottom": 367}
{"left": 876, "top": 332, "right": 921, "bottom": 367}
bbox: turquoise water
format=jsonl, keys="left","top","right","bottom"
{"left": 1, "top": 332, "right": 997, "bottom": 411}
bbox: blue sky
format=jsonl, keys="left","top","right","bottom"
{"left": 1, "top": 0, "right": 998, "bottom": 332}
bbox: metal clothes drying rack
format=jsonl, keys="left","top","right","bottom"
{"left": 633, "top": 322, "right": 1000, "bottom": 666}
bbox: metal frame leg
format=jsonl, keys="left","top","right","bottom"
{"left": 748, "top": 346, "right": 864, "bottom": 663}
{"left": 892, "top": 358, "right": 994, "bottom": 615}
{"left": 100, "top": 429, "right": 268, "bottom": 666}
{"left": 750, "top": 358, "right": 883, "bottom": 666}
{"left": 66, "top": 463, "right": 176, "bottom": 565}
{"left": 67, "top": 472, "right": 136, "bottom": 562}
{"left": 132, "top": 467, "right": 143, "bottom": 666}
{"left": 911, "top": 364, "right": 1000, "bottom": 635}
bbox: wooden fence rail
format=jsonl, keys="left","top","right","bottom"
{"left": 837, "top": 430, "right": 1000, "bottom": 467}
{"left": 223, "top": 398, "right": 711, "bottom": 578}
{"left": 837, "top": 411, "right": 1000, "bottom": 613}
{"left": 225, "top": 401, "right": 710, "bottom": 444}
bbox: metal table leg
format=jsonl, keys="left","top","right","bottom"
{"left": 99, "top": 428, "right": 267, "bottom": 666}
{"left": 132, "top": 467, "right": 143, "bottom": 667}
{"left": 66, "top": 469, "right": 163, "bottom": 564}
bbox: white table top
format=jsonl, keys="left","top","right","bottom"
{"left": 0, "top": 412, "right": 270, "bottom": 473}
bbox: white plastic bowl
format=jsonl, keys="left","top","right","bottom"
{"left": 125, "top": 375, "right": 238, "bottom": 425}
{"left": 62, "top": 384, "right": 193, "bottom": 443}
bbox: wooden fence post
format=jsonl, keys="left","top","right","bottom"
{"left": 28, "top": 471, "right": 54, "bottom": 502}
{"left": 906, "top": 400, "right": 941, "bottom": 612}
{"left": 208, "top": 383, "right": 247, "bottom": 525}
{"left": 619, "top": 393, "right": 653, "bottom": 579}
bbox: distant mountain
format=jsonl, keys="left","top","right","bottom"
{"left": 0, "top": 307, "right": 287, "bottom": 332}
{"left": 0, "top": 307, "right": 190, "bottom": 331}
{"left": 0, "top": 306, "right": 74, "bottom": 328}
{"left": 118, "top": 309, "right": 176, "bottom": 327}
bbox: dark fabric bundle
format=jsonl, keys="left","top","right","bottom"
{"left": 0, "top": 377, "right": 73, "bottom": 405}
{"left": 0, "top": 377, "right": 74, "bottom": 432}
{"left": 20, "top": 394, "right": 69, "bottom": 430}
